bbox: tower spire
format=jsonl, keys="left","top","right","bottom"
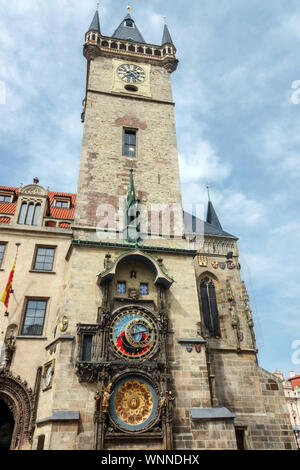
{"left": 112, "top": 10, "right": 146, "bottom": 43}
{"left": 127, "top": 168, "right": 137, "bottom": 211}
{"left": 88, "top": 4, "right": 101, "bottom": 33}
{"left": 161, "top": 17, "right": 174, "bottom": 45}
{"left": 206, "top": 188, "right": 223, "bottom": 230}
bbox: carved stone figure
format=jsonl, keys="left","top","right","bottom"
{"left": 101, "top": 383, "right": 112, "bottom": 413}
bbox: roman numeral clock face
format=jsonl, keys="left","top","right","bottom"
{"left": 117, "top": 64, "right": 146, "bottom": 84}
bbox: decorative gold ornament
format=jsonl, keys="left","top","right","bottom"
{"left": 114, "top": 380, "right": 153, "bottom": 426}
{"left": 198, "top": 255, "right": 207, "bottom": 267}
{"left": 211, "top": 261, "right": 219, "bottom": 269}
{"left": 59, "top": 316, "right": 68, "bottom": 332}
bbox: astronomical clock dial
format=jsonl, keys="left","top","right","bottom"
{"left": 109, "top": 377, "right": 158, "bottom": 431}
{"left": 109, "top": 308, "right": 157, "bottom": 360}
{"left": 117, "top": 64, "right": 146, "bottom": 83}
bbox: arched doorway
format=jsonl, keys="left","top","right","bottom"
{"left": 0, "top": 399, "right": 14, "bottom": 449}
{"left": 0, "top": 370, "right": 35, "bottom": 450}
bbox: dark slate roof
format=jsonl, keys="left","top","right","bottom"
{"left": 112, "top": 14, "right": 146, "bottom": 43}
{"left": 183, "top": 210, "right": 236, "bottom": 239}
{"left": 88, "top": 10, "right": 100, "bottom": 33}
{"left": 206, "top": 201, "right": 223, "bottom": 231}
{"left": 162, "top": 24, "right": 173, "bottom": 45}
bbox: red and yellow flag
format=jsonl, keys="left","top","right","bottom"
{"left": 1, "top": 262, "right": 15, "bottom": 309}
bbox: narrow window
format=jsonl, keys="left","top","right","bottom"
{"left": 117, "top": 282, "right": 126, "bottom": 294}
{"left": 82, "top": 335, "right": 93, "bottom": 362}
{"left": 37, "top": 435, "right": 45, "bottom": 450}
{"left": 0, "top": 243, "right": 6, "bottom": 267}
{"left": 18, "top": 202, "right": 27, "bottom": 224}
{"left": 200, "top": 277, "right": 221, "bottom": 338}
{"left": 25, "top": 203, "right": 34, "bottom": 225}
{"left": 33, "top": 247, "right": 55, "bottom": 272}
{"left": 32, "top": 204, "right": 41, "bottom": 226}
{"left": 124, "top": 129, "right": 137, "bottom": 157}
{"left": 21, "top": 299, "right": 47, "bottom": 336}
{"left": 140, "top": 283, "right": 149, "bottom": 296}
{"left": 235, "top": 429, "right": 246, "bottom": 450}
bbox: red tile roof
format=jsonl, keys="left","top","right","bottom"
{"left": 0, "top": 186, "right": 76, "bottom": 222}
{"left": 0, "top": 217, "right": 11, "bottom": 224}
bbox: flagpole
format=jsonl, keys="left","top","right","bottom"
{"left": 1, "top": 243, "right": 21, "bottom": 317}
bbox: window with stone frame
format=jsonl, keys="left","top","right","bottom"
{"left": 32, "top": 246, "right": 56, "bottom": 272}
{"left": 123, "top": 129, "right": 137, "bottom": 157}
{"left": 140, "top": 283, "right": 149, "bottom": 296}
{"left": 21, "top": 299, "right": 48, "bottom": 336}
{"left": 18, "top": 202, "right": 41, "bottom": 226}
{"left": 200, "top": 277, "right": 221, "bottom": 338}
{"left": 117, "top": 281, "right": 126, "bottom": 295}
{"left": 0, "top": 243, "right": 7, "bottom": 268}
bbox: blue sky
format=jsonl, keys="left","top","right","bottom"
{"left": 0, "top": 0, "right": 300, "bottom": 376}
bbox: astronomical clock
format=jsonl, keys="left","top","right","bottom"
{"left": 76, "top": 250, "right": 175, "bottom": 449}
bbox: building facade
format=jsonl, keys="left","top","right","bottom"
{"left": 0, "top": 8, "right": 296, "bottom": 450}
{"left": 273, "top": 371, "right": 300, "bottom": 449}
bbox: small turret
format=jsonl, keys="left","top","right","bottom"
{"left": 161, "top": 18, "right": 174, "bottom": 46}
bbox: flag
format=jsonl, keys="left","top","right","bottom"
{"left": 1, "top": 262, "right": 15, "bottom": 310}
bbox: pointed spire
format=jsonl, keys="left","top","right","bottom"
{"left": 88, "top": 5, "right": 101, "bottom": 33}
{"left": 112, "top": 8, "right": 146, "bottom": 43}
{"left": 206, "top": 186, "right": 223, "bottom": 230}
{"left": 127, "top": 168, "right": 137, "bottom": 210}
{"left": 206, "top": 201, "right": 223, "bottom": 230}
{"left": 161, "top": 18, "right": 174, "bottom": 45}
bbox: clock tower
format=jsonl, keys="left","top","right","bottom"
{"left": 75, "top": 6, "right": 183, "bottom": 238}
{"left": 65, "top": 6, "right": 206, "bottom": 450}
{"left": 40, "top": 5, "right": 296, "bottom": 452}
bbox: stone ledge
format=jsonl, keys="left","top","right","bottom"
{"left": 177, "top": 337, "right": 206, "bottom": 344}
{"left": 36, "top": 410, "right": 80, "bottom": 425}
{"left": 191, "top": 407, "right": 235, "bottom": 420}
{"left": 16, "top": 336, "right": 47, "bottom": 340}
{"left": 46, "top": 335, "right": 75, "bottom": 350}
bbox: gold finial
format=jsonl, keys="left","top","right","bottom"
{"left": 96, "top": 1, "right": 100, "bottom": 10}
{"left": 163, "top": 16, "right": 167, "bottom": 24}
{"left": 206, "top": 184, "right": 211, "bottom": 202}
{"left": 126, "top": 5, "right": 131, "bottom": 13}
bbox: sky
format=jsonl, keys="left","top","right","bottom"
{"left": 0, "top": 0, "right": 299, "bottom": 376}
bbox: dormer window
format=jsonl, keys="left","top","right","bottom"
{"left": 18, "top": 202, "right": 41, "bottom": 226}
{"left": 125, "top": 19, "right": 134, "bottom": 28}
{"left": 53, "top": 198, "right": 71, "bottom": 209}
{"left": 0, "top": 193, "right": 13, "bottom": 203}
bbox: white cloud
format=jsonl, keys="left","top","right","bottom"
{"left": 179, "top": 140, "right": 231, "bottom": 184}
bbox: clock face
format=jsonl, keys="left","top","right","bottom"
{"left": 109, "top": 308, "right": 157, "bottom": 360}
{"left": 44, "top": 366, "right": 52, "bottom": 388}
{"left": 109, "top": 376, "right": 158, "bottom": 431}
{"left": 117, "top": 64, "right": 146, "bottom": 84}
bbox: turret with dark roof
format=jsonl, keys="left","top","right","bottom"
{"left": 88, "top": 10, "right": 101, "bottom": 33}
{"left": 112, "top": 13, "right": 146, "bottom": 43}
{"left": 162, "top": 23, "right": 174, "bottom": 45}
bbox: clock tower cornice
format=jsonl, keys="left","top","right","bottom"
{"left": 83, "top": 32, "right": 178, "bottom": 73}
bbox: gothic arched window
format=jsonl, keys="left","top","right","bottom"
{"left": 200, "top": 277, "right": 221, "bottom": 338}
